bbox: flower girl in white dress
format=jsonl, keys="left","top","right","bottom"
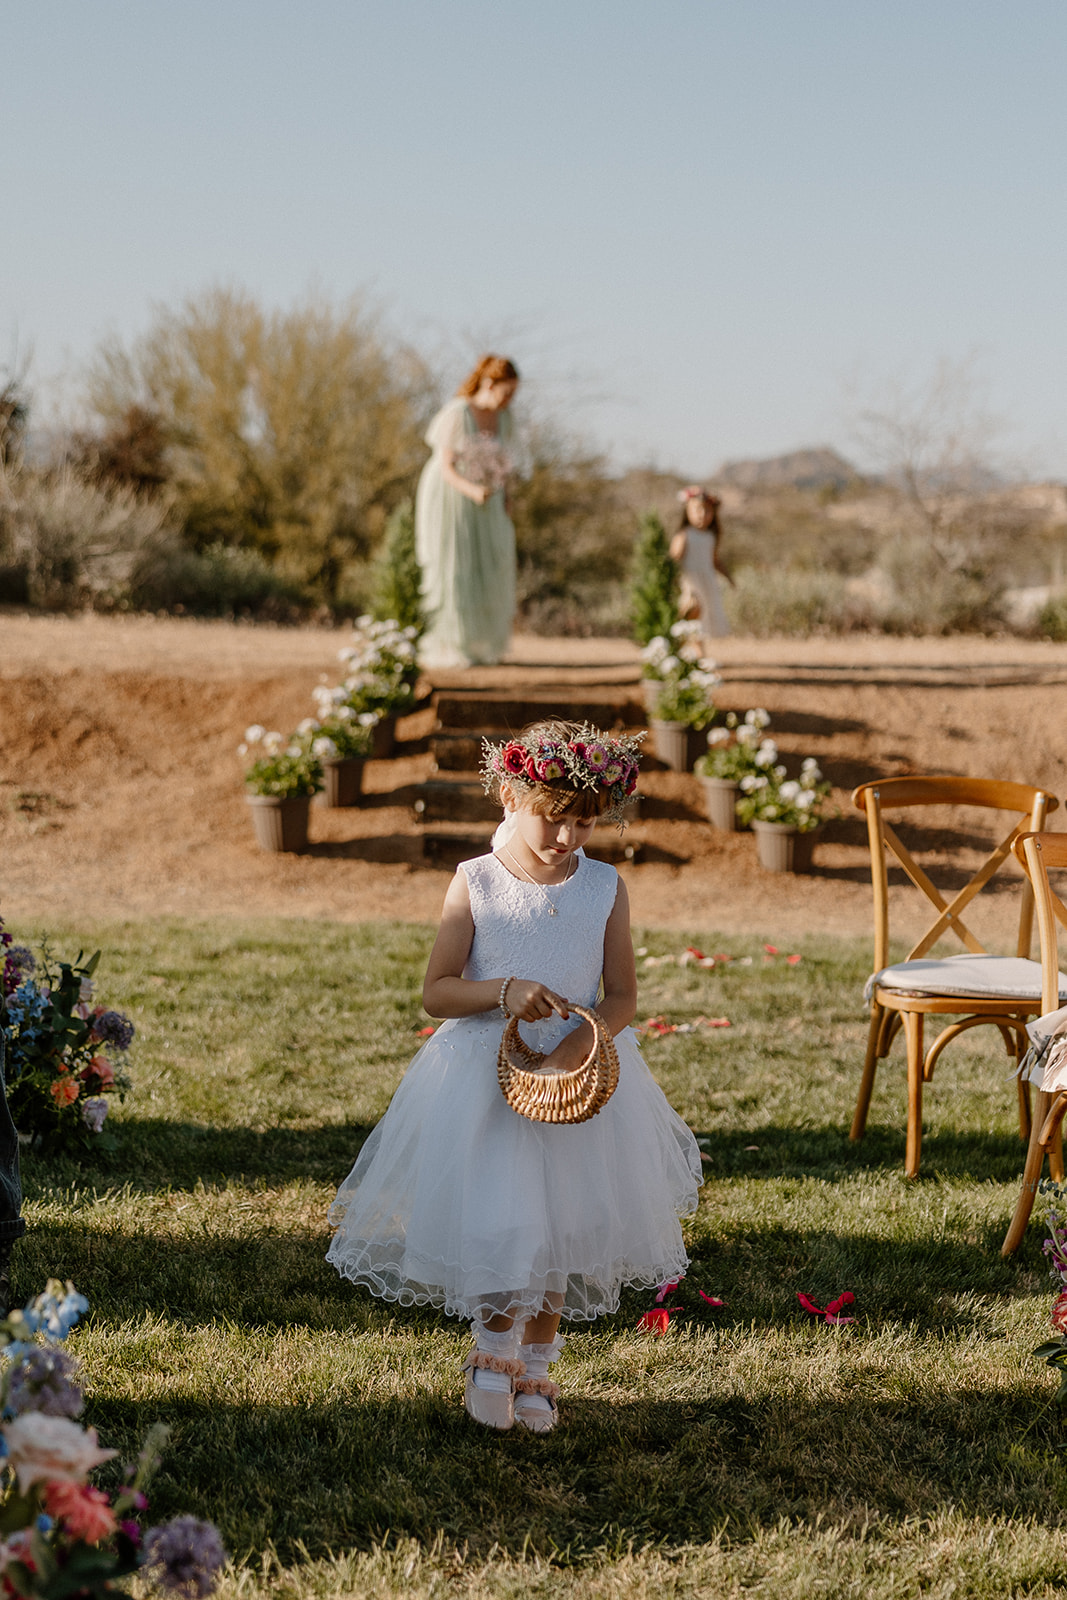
{"left": 326, "top": 721, "right": 702, "bottom": 1432}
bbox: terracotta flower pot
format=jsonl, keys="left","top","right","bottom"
{"left": 700, "top": 776, "right": 739, "bottom": 831}
{"left": 752, "top": 820, "right": 816, "bottom": 873}
{"left": 246, "top": 794, "right": 311, "bottom": 853}
{"left": 321, "top": 756, "right": 366, "bottom": 807}
{"left": 650, "top": 720, "right": 706, "bottom": 772}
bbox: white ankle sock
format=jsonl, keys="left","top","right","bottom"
{"left": 471, "top": 1323, "right": 522, "bottom": 1394}
{"left": 517, "top": 1335, "right": 563, "bottom": 1411}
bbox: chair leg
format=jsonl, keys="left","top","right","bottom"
{"left": 903, "top": 1011, "right": 924, "bottom": 1179}
{"left": 1003, "top": 1091, "right": 1053, "bottom": 1257}
{"left": 851, "top": 1006, "right": 884, "bottom": 1143}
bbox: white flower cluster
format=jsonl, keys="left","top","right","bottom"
{"left": 642, "top": 621, "right": 721, "bottom": 689}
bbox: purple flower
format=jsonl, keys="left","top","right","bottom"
{"left": 81, "top": 1098, "right": 109, "bottom": 1135}
{"left": 5, "top": 1346, "right": 84, "bottom": 1418}
{"left": 141, "top": 1517, "right": 227, "bottom": 1598}
{"left": 92, "top": 1010, "right": 135, "bottom": 1051}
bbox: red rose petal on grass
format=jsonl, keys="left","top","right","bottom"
{"left": 798, "top": 1290, "right": 856, "bottom": 1325}
{"left": 763, "top": 944, "right": 779, "bottom": 955}
{"left": 797, "top": 1293, "right": 824, "bottom": 1316}
{"left": 697, "top": 1292, "right": 726, "bottom": 1307}
{"left": 685, "top": 946, "right": 706, "bottom": 961}
{"left": 638, "top": 1308, "right": 672, "bottom": 1336}
{"left": 654, "top": 1279, "right": 681, "bottom": 1304}
{"left": 786, "top": 954, "right": 802, "bottom": 965}
{"left": 416, "top": 1026, "right": 435, "bottom": 1036}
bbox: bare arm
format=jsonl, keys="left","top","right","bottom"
{"left": 422, "top": 870, "right": 571, "bottom": 1022}
{"left": 440, "top": 448, "right": 489, "bottom": 506}
{"left": 539, "top": 877, "right": 638, "bottom": 1072}
{"left": 669, "top": 530, "right": 688, "bottom": 563}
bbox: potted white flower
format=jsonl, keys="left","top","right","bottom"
{"left": 334, "top": 616, "right": 420, "bottom": 758}
{"left": 239, "top": 726, "right": 324, "bottom": 852}
{"left": 302, "top": 706, "right": 381, "bottom": 807}
{"left": 693, "top": 709, "right": 772, "bottom": 830}
{"left": 644, "top": 623, "right": 722, "bottom": 770}
{"left": 735, "top": 756, "right": 833, "bottom": 872}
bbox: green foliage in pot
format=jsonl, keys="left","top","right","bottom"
{"left": 735, "top": 758, "right": 833, "bottom": 832}
{"left": 694, "top": 709, "right": 773, "bottom": 781}
{"left": 239, "top": 727, "right": 324, "bottom": 798}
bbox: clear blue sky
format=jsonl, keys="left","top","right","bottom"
{"left": 4, "top": 1, "right": 1065, "bottom": 477}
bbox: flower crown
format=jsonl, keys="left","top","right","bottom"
{"left": 480, "top": 725, "right": 643, "bottom": 827}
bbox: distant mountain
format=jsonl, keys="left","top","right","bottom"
{"left": 714, "top": 447, "right": 858, "bottom": 491}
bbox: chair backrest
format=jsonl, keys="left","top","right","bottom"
{"left": 1013, "top": 832, "right": 1067, "bottom": 1012}
{"left": 852, "top": 777, "right": 1058, "bottom": 973}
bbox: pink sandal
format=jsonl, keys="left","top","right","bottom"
{"left": 461, "top": 1349, "right": 525, "bottom": 1431}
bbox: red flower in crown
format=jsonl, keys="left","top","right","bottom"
{"left": 524, "top": 756, "right": 540, "bottom": 781}
{"left": 568, "top": 741, "right": 588, "bottom": 763}
{"left": 501, "top": 742, "right": 528, "bottom": 776}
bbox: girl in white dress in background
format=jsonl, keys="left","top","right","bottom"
{"left": 670, "top": 485, "right": 733, "bottom": 648}
{"left": 326, "top": 720, "right": 703, "bottom": 1433}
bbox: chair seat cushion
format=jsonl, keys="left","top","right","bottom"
{"left": 866, "top": 953, "right": 1067, "bottom": 1005}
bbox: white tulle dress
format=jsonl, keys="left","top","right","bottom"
{"left": 326, "top": 852, "right": 703, "bottom": 1324}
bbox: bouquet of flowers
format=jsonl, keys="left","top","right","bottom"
{"left": 238, "top": 726, "right": 324, "bottom": 799}
{"left": 694, "top": 709, "right": 774, "bottom": 783}
{"left": 454, "top": 433, "right": 512, "bottom": 493}
{"left": 331, "top": 616, "right": 420, "bottom": 721}
{"left": 735, "top": 754, "right": 833, "bottom": 833}
{"left": 0, "top": 1279, "right": 225, "bottom": 1599}
{"left": 0, "top": 924, "right": 132, "bottom": 1154}
{"left": 642, "top": 622, "right": 721, "bottom": 731}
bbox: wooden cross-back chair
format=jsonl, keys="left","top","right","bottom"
{"left": 851, "top": 776, "right": 1058, "bottom": 1178}
{"left": 1002, "top": 833, "right": 1067, "bottom": 1256}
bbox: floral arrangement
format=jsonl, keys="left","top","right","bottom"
{"left": 238, "top": 726, "right": 325, "bottom": 799}
{"left": 735, "top": 752, "right": 833, "bottom": 833}
{"left": 1032, "top": 1180, "right": 1067, "bottom": 1405}
{"left": 454, "top": 434, "right": 512, "bottom": 493}
{"left": 0, "top": 1278, "right": 225, "bottom": 1599}
{"left": 329, "top": 616, "right": 420, "bottom": 721}
{"left": 480, "top": 725, "right": 643, "bottom": 828}
{"left": 694, "top": 708, "right": 774, "bottom": 783}
{"left": 0, "top": 924, "right": 132, "bottom": 1153}
{"left": 642, "top": 623, "right": 721, "bottom": 731}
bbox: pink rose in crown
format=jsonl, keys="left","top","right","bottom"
{"left": 501, "top": 743, "right": 528, "bottom": 776}
{"left": 3, "top": 1414, "right": 117, "bottom": 1492}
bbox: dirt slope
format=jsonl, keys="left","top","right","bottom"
{"left": 2, "top": 610, "right": 1067, "bottom": 941}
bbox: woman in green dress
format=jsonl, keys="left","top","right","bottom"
{"left": 415, "top": 355, "right": 519, "bottom": 668}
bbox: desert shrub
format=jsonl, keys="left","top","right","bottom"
{"left": 128, "top": 536, "right": 306, "bottom": 616}
{"left": 370, "top": 499, "right": 423, "bottom": 631}
{"left": 86, "top": 286, "right": 435, "bottom": 603}
{"left": 74, "top": 403, "right": 170, "bottom": 495}
{"left": 0, "top": 463, "right": 170, "bottom": 610}
{"left": 876, "top": 535, "right": 1006, "bottom": 634}
{"left": 1037, "top": 591, "right": 1067, "bottom": 641}
{"left": 629, "top": 510, "right": 678, "bottom": 644}
{"left": 723, "top": 564, "right": 856, "bottom": 637}
{"left": 510, "top": 423, "right": 632, "bottom": 633}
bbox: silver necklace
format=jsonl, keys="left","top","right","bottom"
{"left": 500, "top": 844, "right": 575, "bottom": 915}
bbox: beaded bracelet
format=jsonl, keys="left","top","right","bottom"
{"left": 499, "top": 975, "right": 516, "bottom": 1018}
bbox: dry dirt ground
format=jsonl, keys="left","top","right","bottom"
{"left": 3, "top": 610, "right": 1067, "bottom": 943}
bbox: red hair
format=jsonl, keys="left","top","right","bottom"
{"left": 457, "top": 355, "right": 520, "bottom": 398}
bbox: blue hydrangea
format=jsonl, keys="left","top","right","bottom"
{"left": 20, "top": 1284, "right": 89, "bottom": 1342}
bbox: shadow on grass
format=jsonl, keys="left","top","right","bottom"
{"left": 82, "top": 1379, "right": 1067, "bottom": 1566}
{"left": 698, "top": 1121, "right": 1034, "bottom": 1184}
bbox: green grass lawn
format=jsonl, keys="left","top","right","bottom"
{"left": 9, "top": 914, "right": 1067, "bottom": 1599}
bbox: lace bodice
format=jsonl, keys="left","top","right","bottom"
{"left": 460, "top": 852, "right": 618, "bottom": 1010}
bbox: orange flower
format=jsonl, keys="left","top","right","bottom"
{"left": 43, "top": 1481, "right": 117, "bottom": 1544}
{"left": 79, "top": 1056, "right": 115, "bottom": 1089}
{"left": 50, "top": 1079, "right": 80, "bottom": 1107}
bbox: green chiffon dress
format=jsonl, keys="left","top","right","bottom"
{"left": 415, "top": 397, "right": 516, "bottom": 667}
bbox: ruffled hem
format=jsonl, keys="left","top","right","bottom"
{"left": 324, "top": 1244, "right": 693, "bottom": 1325}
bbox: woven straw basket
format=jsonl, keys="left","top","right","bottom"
{"left": 497, "top": 1003, "right": 620, "bottom": 1124}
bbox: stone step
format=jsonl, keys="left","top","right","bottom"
{"left": 432, "top": 689, "right": 645, "bottom": 733}
{"left": 419, "top": 821, "right": 641, "bottom": 867}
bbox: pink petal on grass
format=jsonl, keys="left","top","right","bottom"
{"left": 654, "top": 1279, "right": 681, "bottom": 1304}
{"left": 786, "top": 953, "right": 802, "bottom": 965}
{"left": 763, "top": 944, "right": 779, "bottom": 955}
{"left": 697, "top": 1292, "right": 726, "bottom": 1307}
{"left": 416, "top": 1026, "right": 435, "bottom": 1037}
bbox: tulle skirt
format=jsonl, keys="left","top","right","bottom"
{"left": 326, "top": 1012, "right": 703, "bottom": 1324}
